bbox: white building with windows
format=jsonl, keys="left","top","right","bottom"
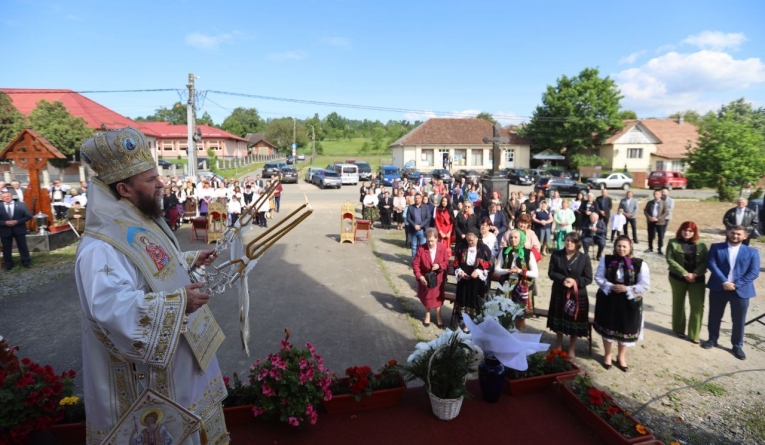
{"left": 388, "top": 118, "right": 531, "bottom": 171}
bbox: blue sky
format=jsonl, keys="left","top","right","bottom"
{"left": 1, "top": 0, "right": 763, "bottom": 126}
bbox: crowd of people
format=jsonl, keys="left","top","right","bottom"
{"left": 378, "top": 176, "right": 763, "bottom": 369}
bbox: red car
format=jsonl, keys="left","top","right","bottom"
{"left": 647, "top": 171, "right": 688, "bottom": 190}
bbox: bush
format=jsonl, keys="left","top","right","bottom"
{"left": 751, "top": 187, "right": 764, "bottom": 200}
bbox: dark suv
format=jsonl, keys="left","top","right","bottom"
{"left": 430, "top": 168, "right": 452, "bottom": 184}
{"left": 355, "top": 161, "right": 373, "bottom": 181}
{"left": 280, "top": 166, "right": 298, "bottom": 183}
{"left": 535, "top": 178, "right": 588, "bottom": 197}
{"left": 262, "top": 162, "right": 286, "bottom": 178}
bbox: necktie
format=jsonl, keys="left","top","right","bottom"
{"left": 5, "top": 205, "right": 11, "bottom": 216}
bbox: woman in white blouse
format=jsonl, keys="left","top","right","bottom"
{"left": 496, "top": 229, "right": 539, "bottom": 330}
{"left": 593, "top": 236, "right": 650, "bottom": 372}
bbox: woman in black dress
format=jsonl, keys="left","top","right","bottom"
{"left": 547, "top": 233, "right": 593, "bottom": 358}
{"left": 593, "top": 235, "right": 650, "bottom": 372}
{"left": 453, "top": 229, "right": 493, "bottom": 332}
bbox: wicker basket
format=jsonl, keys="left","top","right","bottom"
{"left": 427, "top": 344, "right": 465, "bottom": 420}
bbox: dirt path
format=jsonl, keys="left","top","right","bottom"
{"left": 371, "top": 199, "right": 765, "bottom": 445}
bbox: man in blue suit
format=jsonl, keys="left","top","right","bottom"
{"left": 1, "top": 191, "right": 32, "bottom": 270}
{"left": 481, "top": 202, "right": 508, "bottom": 242}
{"left": 702, "top": 225, "right": 760, "bottom": 360}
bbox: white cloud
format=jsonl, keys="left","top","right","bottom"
{"left": 682, "top": 31, "right": 747, "bottom": 51}
{"left": 619, "top": 50, "right": 646, "bottom": 65}
{"left": 185, "top": 32, "right": 235, "bottom": 50}
{"left": 321, "top": 36, "right": 351, "bottom": 48}
{"left": 616, "top": 49, "right": 765, "bottom": 115}
{"left": 268, "top": 51, "right": 307, "bottom": 61}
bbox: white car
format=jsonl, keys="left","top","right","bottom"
{"left": 297, "top": 154, "right": 306, "bottom": 161}
{"left": 587, "top": 173, "right": 633, "bottom": 190}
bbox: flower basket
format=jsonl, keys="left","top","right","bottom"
{"left": 427, "top": 344, "right": 464, "bottom": 421}
{"left": 504, "top": 350, "right": 579, "bottom": 396}
{"left": 223, "top": 405, "right": 256, "bottom": 426}
{"left": 322, "top": 374, "right": 406, "bottom": 414}
{"left": 48, "top": 422, "right": 86, "bottom": 444}
{"left": 557, "top": 376, "right": 654, "bottom": 444}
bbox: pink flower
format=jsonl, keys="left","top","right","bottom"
{"left": 252, "top": 406, "right": 264, "bottom": 417}
{"left": 323, "top": 390, "right": 332, "bottom": 401}
{"left": 280, "top": 340, "right": 292, "bottom": 350}
{"left": 305, "top": 404, "right": 315, "bottom": 415}
{"left": 299, "top": 358, "right": 308, "bottom": 370}
{"left": 309, "top": 411, "right": 318, "bottom": 425}
{"left": 257, "top": 368, "right": 269, "bottom": 381}
{"left": 262, "top": 382, "right": 276, "bottom": 397}
{"left": 317, "top": 363, "right": 324, "bottom": 372}
{"left": 269, "top": 369, "right": 282, "bottom": 381}
{"left": 306, "top": 342, "right": 316, "bottom": 356}
{"left": 281, "top": 399, "right": 287, "bottom": 405}
{"left": 288, "top": 417, "right": 299, "bottom": 427}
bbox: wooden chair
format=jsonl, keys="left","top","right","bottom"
{"left": 207, "top": 202, "right": 227, "bottom": 244}
{"left": 355, "top": 219, "right": 371, "bottom": 242}
{"left": 190, "top": 217, "right": 208, "bottom": 243}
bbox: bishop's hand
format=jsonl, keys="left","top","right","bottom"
{"left": 185, "top": 282, "right": 210, "bottom": 314}
{"left": 194, "top": 249, "right": 217, "bottom": 267}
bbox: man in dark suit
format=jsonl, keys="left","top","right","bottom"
{"left": 378, "top": 190, "right": 393, "bottom": 230}
{"left": 1, "top": 191, "right": 32, "bottom": 270}
{"left": 618, "top": 190, "right": 639, "bottom": 243}
{"left": 722, "top": 198, "right": 759, "bottom": 246}
{"left": 596, "top": 188, "right": 613, "bottom": 224}
{"left": 702, "top": 225, "right": 760, "bottom": 360}
{"left": 581, "top": 213, "right": 606, "bottom": 259}
{"left": 406, "top": 193, "right": 432, "bottom": 258}
{"left": 643, "top": 190, "right": 668, "bottom": 254}
{"left": 481, "top": 202, "right": 508, "bottom": 242}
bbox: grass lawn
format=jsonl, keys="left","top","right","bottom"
{"left": 318, "top": 137, "right": 372, "bottom": 156}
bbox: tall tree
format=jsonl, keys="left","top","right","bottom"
{"left": 686, "top": 114, "right": 765, "bottom": 201}
{"left": 134, "top": 102, "right": 187, "bottom": 124}
{"left": 717, "top": 98, "right": 765, "bottom": 137}
{"left": 0, "top": 92, "right": 27, "bottom": 149}
{"left": 519, "top": 67, "right": 624, "bottom": 159}
{"left": 617, "top": 110, "right": 638, "bottom": 120}
{"left": 28, "top": 100, "right": 93, "bottom": 167}
{"left": 220, "top": 107, "right": 262, "bottom": 137}
{"left": 263, "top": 118, "right": 308, "bottom": 153}
{"left": 475, "top": 112, "right": 497, "bottom": 124}
{"left": 197, "top": 111, "right": 215, "bottom": 127}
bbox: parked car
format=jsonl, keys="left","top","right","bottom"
{"left": 420, "top": 171, "right": 434, "bottom": 185}
{"left": 586, "top": 173, "right": 633, "bottom": 190}
{"left": 535, "top": 177, "right": 589, "bottom": 197}
{"left": 453, "top": 169, "right": 481, "bottom": 183}
{"left": 157, "top": 159, "right": 175, "bottom": 168}
{"left": 262, "top": 162, "right": 286, "bottom": 179}
{"left": 430, "top": 168, "right": 453, "bottom": 184}
{"left": 297, "top": 154, "right": 306, "bottom": 161}
{"left": 196, "top": 157, "right": 208, "bottom": 169}
{"left": 406, "top": 169, "right": 422, "bottom": 183}
{"left": 280, "top": 166, "right": 298, "bottom": 183}
{"left": 527, "top": 169, "right": 548, "bottom": 184}
{"left": 647, "top": 171, "right": 688, "bottom": 190}
{"left": 355, "top": 161, "right": 373, "bottom": 181}
{"left": 402, "top": 168, "right": 419, "bottom": 180}
{"left": 304, "top": 167, "right": 322, "bottom": 183}
{"left": 481, "top": 169, "right": 508, "bottom": 179}
{"left": 312, "top": 169, "right": 342, "bottom": 189}
{"left": 547, "top": 169, "right": 572, "bottom": 179}
{"left": 376, "top": 165, "right": 401, "bottom": 186}
{"left": 506, "top": 168, "right": 533, "bottom": 185}
{"left": 286, "top": 156, "right": 295, "bottom": 165}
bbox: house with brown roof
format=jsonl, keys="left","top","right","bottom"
{"left": 245, "top": 133, "right": 277, "bottom": 156}
{"left": 389, "top": 118, "right": 531, "bottom": 171}
{"left": 587, "top": 118, "right": 699, "bottom": 173}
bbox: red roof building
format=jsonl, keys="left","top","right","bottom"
{"left": 139, "top": 122, "right": 249, "bottom": 160}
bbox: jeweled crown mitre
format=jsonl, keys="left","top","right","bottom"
{"left": 80, "top": 127, "right": 155, "bottom": 184}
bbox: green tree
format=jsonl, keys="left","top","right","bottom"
{"left": 686, "top": 115, "right": 765, "bottom": 201}
{"left": 519, "top": 67, "right": 624, "bottom": 160}
{"left": 28, "top": 100, "right": 93, "bottom": 168}
{"left": 475, "top": 112, "right": 497, "bottom": 124}
{"left": 134, "top": 102, "right": 187, "bottom": 124}
{"left": 0, "top": 92, "right": 27, "bottom": 149}
{"left": 617, "top": 110, "right": 638, "bottom": 120}
{"left": 717, "top": 98, "right": 765, "bottom": 137}
{"left": 206, "top": 148, "right": 219, "bottom": 173}
{"left": 263, "top": 118, "right": 308, "bottom": 153}
{"left": 221, "top": 107, "right": 262, "bottom": 137}
{"left": 197, "top": 111, "right": 215, "bottom": 127}
{"left": 668, "top": 110, "right": 705, "bottom": 126}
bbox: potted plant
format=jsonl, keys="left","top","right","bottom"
{"left": 504, "top": 348, "right": 580, "bottom": 395}
{"left": 398, "top": 330, "right": 481, "bottom": 420}
{"left": 0, "top": 337, "right": 76, "bottom": 444}
{"left": 323, "top": 360, "right": 406, "bottom": 414}
{"left": 221, "top": 372, "right": 256, "bottom": 426}
{"left": 558, "top": 374, "right": 654, "bottom": 444}
{"left": 49, "top": 396, "right": 86, "bottom": 444}
{"left": 247, "top": 329, "right": 332, "bottom": 427}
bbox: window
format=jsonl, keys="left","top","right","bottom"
{"left": 421, "top": 148, "right": 434, "bottom": 167}
{"left": 162, "top": 141, "right": 174, "bottom": 151}
{"left": 655, "top": 161, "right": 664, "bottom": 171}
{"left": 627, "top": 148, "right": 643, "bottom": 159}
{"left": 505, "top": 149, "right": 515, "bottom": 163}
{"left": 454, "top": 149, "right": 467, "bottom": 166}
{"left": 471, "top": 149, "right": 483, "bottom": 166}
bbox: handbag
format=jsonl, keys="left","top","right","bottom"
{"left": 512, "top": 270, "right": 531, "bottom": 309}
{"left": 531, "top": 246, "right": 542, "bottom": 262}
{"left": 424, "top": 271, "right": 438, "bottom": 289}
{"left": 563, "top": 281, "right": 580, "bottom": 319}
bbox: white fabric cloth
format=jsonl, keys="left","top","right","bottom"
{"left": 462, "top": 315, "right": 549, "bottom": 371}
{"left": 728, "top": 243, "right": 741, "bottom": 282}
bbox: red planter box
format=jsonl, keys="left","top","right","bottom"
{"left": 505, "top": 362, "right": 580, "bottom": 396}
{"left": 49, "top": 422, "right": 86, "bottom": 444}
{"left": 323, "top": 378, "right": 406, "bottom": 414}
{"left": 558, "top": 379, "right": 654, "bottom": 444}
{"left": 223, "top": 405, "right": 255, "bottom": 427}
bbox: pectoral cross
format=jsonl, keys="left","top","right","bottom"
{"left": 483, "top": 122, "right": 510, "bottom": 177}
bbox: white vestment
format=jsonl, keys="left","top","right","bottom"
{"left": 76, "top": 179, "right": 228, "bottom": 445}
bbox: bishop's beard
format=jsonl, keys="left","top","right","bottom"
{"left": 134, "top": 189, "right": 163, "bottom": 219}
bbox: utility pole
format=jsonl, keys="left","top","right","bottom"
{"left": 186, "top": 73, "right": 197, "bottom": 178}
{"left": 307, "top": 124, "right": 316, "bottom": 160}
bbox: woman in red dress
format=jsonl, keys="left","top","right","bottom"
{"left": 412, "top": 227, "right": 450, "bottom": 328}
{"left": 434, "top": 196, "right": 455, "bottom": 254}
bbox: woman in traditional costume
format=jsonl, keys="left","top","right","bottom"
{"left": 593, "top": 235, "right": 650, "bottom": 372}
{"left": 496, "top": 228, "right": 539, "bottom": 330}
{"left": 362, "top": 188, "right": 379, "bottom": 228}
{"left": 412, "top": 227, "right": 449, "bottom": 328}
{"left": 453, "top": 229, "right": 493, "bottom": 332}
{"left": 547, "top": 232, "right": 593, "bottom": 358}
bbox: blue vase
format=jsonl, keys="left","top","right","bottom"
{"left": 478, "top": 356, "right": 505, "bottom": 403}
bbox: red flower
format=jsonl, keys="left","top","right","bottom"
{"left": 588, "top": 387, "right": 605, "bottom": 406}
{"left": 43, "top": 398, "right": 58, "bottom": 412}
{"left": 606, "top": 406, "right": 621, "bottom": 417}
{"left": 21, "top": 357, "right": 31, "bottom": 366}
{"left": 11, "top": 424, "right": 31, "bottom": 443}
{"left": 223, "top": 376, "right": 230, "bottom": 387}
{"left": 25, "top": 391, "right": 42, "bottom": 407}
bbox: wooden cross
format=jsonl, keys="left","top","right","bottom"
{"left": 483, "top": 122, "right": 510, "bottom": 177}
{"left": 0, "top": 128, "right": 67, "bottom": 230}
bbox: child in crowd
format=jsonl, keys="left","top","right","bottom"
{"left": 609, "top": 207, "right": 627, "bottom": 242}
{"left": 228, "top": 194, "right": 242, "bottom": 227}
